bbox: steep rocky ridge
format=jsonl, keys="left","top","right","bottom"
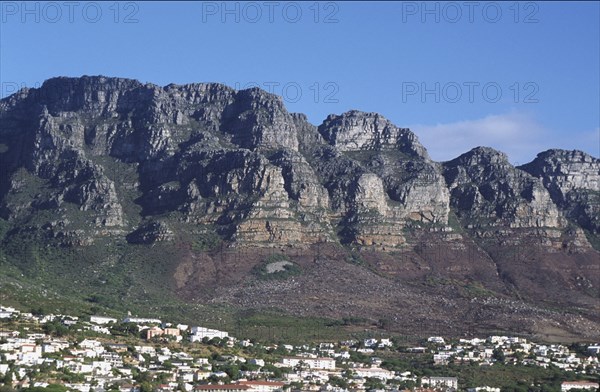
{"left": 519, "top": 149, "right": 600, "bottom": 234}
{"left": 442, "top": 147, "right": 565, "bottom": 229}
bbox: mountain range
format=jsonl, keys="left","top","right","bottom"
{"left": 0, "top": 76, "right": 598, "bottom": 341}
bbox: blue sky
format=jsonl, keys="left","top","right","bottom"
{"left": 1, "top": 1, "right": 598, "bottom": 163}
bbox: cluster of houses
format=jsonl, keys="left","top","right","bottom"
{"left": 425, "top": 335, "right": 600, "bottom": 373}
{"left": 0, "top": 305, "right": 599, "bottom": 392}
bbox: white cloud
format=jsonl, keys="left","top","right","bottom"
{"left": 410, "top": 112, "right": 599, "bottom": 164}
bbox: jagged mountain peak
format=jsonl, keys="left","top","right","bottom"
{"left": 317, "top": 109, "right": 428, "bottom": 158}
{"left": 446, "top": 146, "right": 510, "bottom": 166}
{"left": 519, "top": 148, "right": 599, "bottom": 185}
{"left": 322, "top": 109, "right": 385, "bottom": 121}
{"left": 441, "top": 145, "right": 569, "bottom": 229}
{"left": 525, "top": 148, "right": 599, "bottom": 165}
{"left": 518, "top": 148, "right": 600, "bottom": 233}
{"left": 2, "top": 76, "right": 288, "bottom": 119}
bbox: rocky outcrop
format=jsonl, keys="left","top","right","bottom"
{"left": 307, "top": 111, "right": 451, "bottom": 248}
{"left": 127, "top": 220, "right": 174, "bottom": 244}
{"left": 318, "top": 110, "right": 428, "bottom": 158}
{"left": 0, "top": 77, "right": 326, "bottom": 246}
{"left": 519, "top": 149, "right": 600, "bottom": 234}
{"left": 442, "top": 147, "right": 565, "bottom": 229}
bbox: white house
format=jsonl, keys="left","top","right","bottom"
{"left": 434, "top": 352, "right": 453, "bottom": 365}
{"left": 90, "top": 325, "right": 111, "bottom": 334}
{"left": 333, "top": 351, "right": 350, "bottom": 359}
{"left": 488, "top": 336, "right": 508, "bottom": 344}
{"left": 0, "top": 364, "right": 9, "bottom": 375}
{"left": 135, "top": 346, "right": 156, "bottom": 354}
{"left": 249, "top": 358, "right": 265, "bottom": 367}
{"left": 364, "top": 338, "right": 378, "bottom": 347}
{"left": 561, "top": 381, "right": 600, "bottom": 391}
{"left": 428, "top": 337, "right": 446, "bottom": 344}
{"left": 92, "top": 360, "right": 113, "bottom": 375}
{"left": 422, "top": 376, "right": 458, "bottom": 389}
{"left": 189, "top": 327, "right": 229, "bottom": 342}
{"left": 18, "top": 351, "right": 43, "bottom": 366}
{"left": 64, "top": 383, "right": 92, "bottom": 392}
{"left": 354, "top": 366, "right": 395, "bottom": 380}
{"left": 0, "top": 311, "right": 14, "bottom": 319}
{"left": 378, "top": 339, "right": 392, "bottom": 348}
{"left": 79, "top": 339, "right": 103, "bottom": 350}
{"left": 123, "top": 317, "right": 162, "bottom": 324}
{"left": 90, "top": 316, "right": 117, "bottom": 325}
{"left": 281, "top": 356, "right": 335, "bottom": 369}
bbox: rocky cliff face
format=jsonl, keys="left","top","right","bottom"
{"left": 318, "top": 110, "right": 428, "bottom": 157}
{"left": 519, "top": 149, "right": 600, "bottom": 234}
{"left": 442, "top": 147, "right": 564, "bottom": 229}
{"left": 0, "top": 77, "right": 327, "bottom": 247}
{"left": 1, "top": 76, "right": 598, "bottom": 249}
{"left": 0, "top": 77, "right": 453, "bottom": 249}
{"left": 1, "top": 76, "right": 599, "bottom": 339}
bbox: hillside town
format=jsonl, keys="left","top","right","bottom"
{"left": 1, "top": 305, "right": 599, "bottom": 392}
